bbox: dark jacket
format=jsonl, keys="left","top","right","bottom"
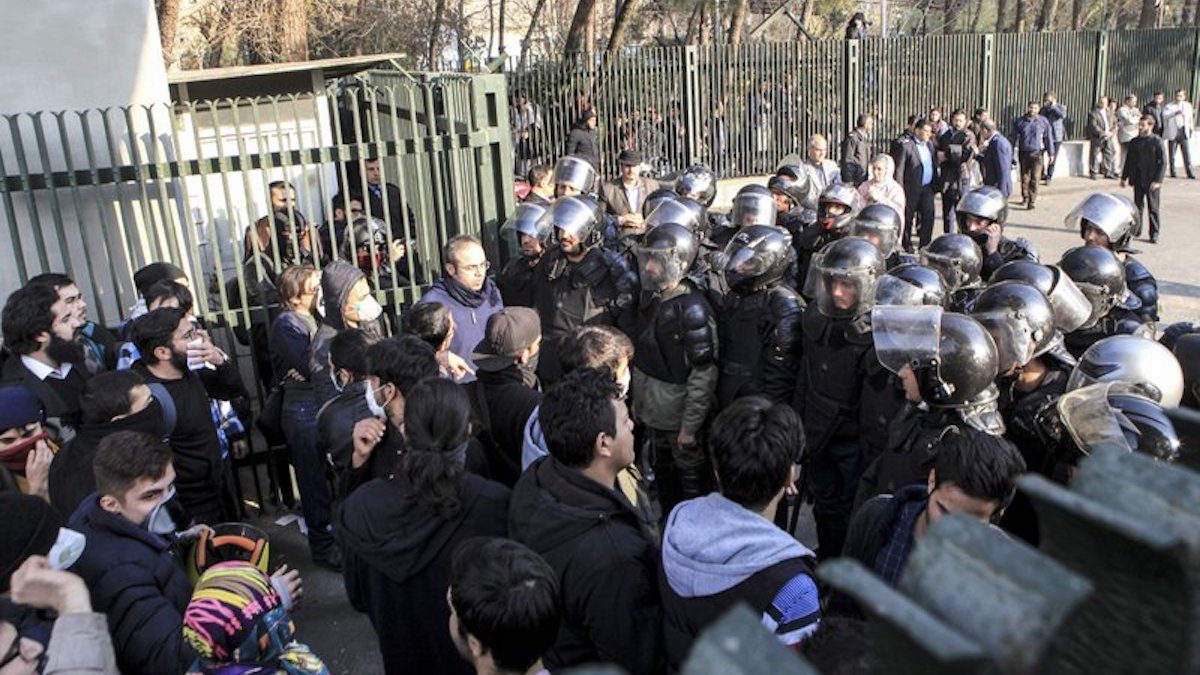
{"left": 1087, "top": 106, "right": 1113, "bottom": 141}
{"left": 358, "top": 181, "right": 416, "bottom": 244}
{"left": 68, "top": 495, "right": 195, "bottom": 675}
{"left": 336, "top": 473, "right": 509, "bottom": 675}
{"left": 1121, "top": 134, "right": 1168, "bottom": 188}
{"left": 308, "top": 261, "right": 384, "bottom": 407}
{"left": 497, "top": 255, "right": 539, "bottom": 308}
{"left": 469, "top": 364, "right": 542, "bottom": 487}
{"left": 981, "top": 133, "right": 1014, "bottom": 198}
{"left": 49, "top": 409, "right": 169, "bottom": 516}
{"left": 508, "top": 457, "right": 663, "bottom": 675}
{"left": 565, "top": 125, "right": 601, "bottom": 171}
{"left": 891, "top": 132, "right": 939, "bottom": 195}
{"left": 317, "top": 380, "right": 373, "bottom": 475}
{"left": 842, "top": 485, "right": 929, "bottom": 587}
{"left": 937, "top": 127, "right": 977, "bottom": 188}
{"left": 1012, "top": 114, "right": 1055, "bottom": 154}
{"left": 840, "top": 128, "right": 873, "bottom": 185}
{"left": 417, "top": 277, "right": 505, "bottom": 381}
{"left": 0, "top": 355, "right": 88, "bottom": 429}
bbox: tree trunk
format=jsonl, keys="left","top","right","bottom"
{"left": 997, "top": 0, "right": 1009, "bottom": 30}
{"left": 1138, "top": 0, "right": 1158, "bottom": 26}
{"left": 518, "top": 0, "right": 551, "bottom": 68}
{"left": 156, "top": 0, "right": 180, "bottom": 69}
{"left": 945, "top": 0, "right": 965, "bottom": 32}
{"left": 498, "top": 0, "right": 507, "bottom": 55}
{"left": 1015, "top": 0, "right": 1028, "bottom": 30}
{"left": 564, "top": 0, "right": 598, "bottom": 55}
{"left": 1191, "top": 0, "right": 1200, "bottom": 24}
{"left": 277, "top": 0, "right": 308, "bottom": 61}
{"left": 728, "top": 0, "right": 748, "bottom": 50}
{"left": 608, "top": 0, "right": 641, "bottom": 53}
{"left": 1071, "top": 0, "right": 1084, "bottom": 29}
{"left": 1038, "top": 0, "right": 1062, "bottom": 29}
{"left": 429, "top": 0, "right": 447, "bottom": 69}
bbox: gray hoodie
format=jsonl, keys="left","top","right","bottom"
{"left": 662, "top": 492, "right": 815, "bottom": 598}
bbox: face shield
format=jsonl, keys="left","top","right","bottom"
{"left": 871, "top": 305, "right": 943, "bottom": 375}
{"left": 1057, "top": 382, "right": 1138, "bottom": 458}
{"left": 501, "top": 203, "right": 550, "bottom": 241}
{"left": 553, "top": 156, "right": 597, "bottom": 194}
{"left": 850, "top": 220, "right": 898, "bottom": 258}
{"left": 973, "top": 310, "right": 1040, "bottom": 374}
{"left": 816, "top": 264, "right": 879, "bottom": 318}
{"left": 955, "top": 384, "right": 1006, "bottom": 435}
{"left": 644, "top": 200, "right": 703, "bottom": 233}
{"left": 920, "top": 249, "right": 967, "bottom": 292}
{"left": 636, "top": 246, "right": 688, "bottom": 294}
{"left": 1045, "top": 268, "right": 1093, "bottom": 333}
{"left": 875, "top": 274, "right": 937, "bottom": 307}
{"left": 729, "top": 193, "right": 778, "bottom": 229}
{"left": 1065, "top": 193, "right": 1135, "bottom": 245}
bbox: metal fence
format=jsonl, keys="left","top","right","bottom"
{"left": 507, "top": 28, "right": 1200, "bottom": 181}
{"left": 0, "top": 71, "right": 515, "bottom": 333}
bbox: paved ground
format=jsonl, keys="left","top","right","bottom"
{"left": 714, "top": 173, "right": 1200, "bottom": 324}
{"left": 247, "top": 173, "right": 1197, "bottom": 674}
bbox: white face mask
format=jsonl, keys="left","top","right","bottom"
{"left": 47, "top": 528, "right": 87, "bottom": 570}
{"left": 144, "top": 485, "right": 178, "bottom": 535}
{"left": 353, "top": 296, "right": 383, "bottom": 323}
{"left": 330, "top": 369, "right": 346, "bottom": 394}
{"left": 365, "top": 381, "right": 390, "bottom": 419}
{"left": 616, "top": 369, "right": 631, "bottom": 399}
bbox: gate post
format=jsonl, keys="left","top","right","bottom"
{"left": 1094, "top": 31, "right": 1109, "bottom": 109}
{"left": 980, "top": 33, "right": 994, "bottom": 114}
{"left": 682, "top": 45, "right": 702, "bottom": 167}
{"left": 844, "top": 38, "right": 860, "bottom": 155}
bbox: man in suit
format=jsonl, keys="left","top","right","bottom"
{"left": 1121, "top": 114, "right": 1168, "bottom": 243}
{"left": 979, "top": 120, "right": 1014, "bottom": 200}
{"left": 1087, "top": 97, "right": 1118, "bottom": 179}
{"left": 1163, "top": 89, "right": 1196, "bottom": 179}
{"left": 892, "top": 117, "right": 939, "bottom": 251}
{"left": 600, "top": 149, "right": 659, "bottom": 231}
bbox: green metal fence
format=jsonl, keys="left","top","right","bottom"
{"left": 506, "top": 28, "right": 1200, "bottom": 180}
{"left": 0, "top": 71, "right": 515, "bottom": 332}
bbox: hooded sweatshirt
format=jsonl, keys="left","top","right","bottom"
{"left": 309, "top": 260, "right": 384, "bottom": 406}
{"left": 335, "top": 473, "right": 509, "bottom": 675}
{"left": 660, "top": 493, "right": 820, "bottom": 668}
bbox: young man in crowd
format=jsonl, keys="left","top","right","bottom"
{"left": 418, "top": 235, "right": 504, "bottom": 381}
{"left": 842, "top": 430, "right": 1026, "bottom": 586}
{"left": 27, "top": 272, "right": 118, "bottom": 374}
{"left": 470, "top": 307, "right": 543, "bottom": 487}
{"left": 508, "top": 368, "right": 662, "bottom": 674}
{"left": 316, "top": 329, "right": 375, "bottom": 476}
{"left": 660, "top": 397, "right": 820, "bottom": 668}
{"left": 523, "top": 163, "right": 555, "bottom": 206}
{"left": 448, "top": 537, "right": 561, "bottom": 675}
{"left": 130, "top": 307, "right": 246, "bottom": 523}
{"left": 1, "top": 283, "right": 91, "bottom": 429}
{"left": 0, "top": 385, "right": 55, "bottom": 498}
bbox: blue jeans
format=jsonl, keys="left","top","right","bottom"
{"left": 283, "top": 396, "right": 335, "bottom": 558}
{"left": 810, "top": 437, "right": 865, "bottom": 560}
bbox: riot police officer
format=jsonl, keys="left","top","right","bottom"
{"left": 531, "top": 195, "right": 638, "bottom": 384}
{"left": 794, "top": 184, "right": 861, "bottom": 287}
{"left": 921, "top": 233, "right": 985, "bottom": 312}
{"left": 1058, "top": 245, "right": 1153, "bottom": 357}
{"left": 676, "top": 164, "right": 726, "bottom": 238}
{"left": 497, "top": 202, "right": 549, "bottom": 307}
{"left": 713, "top": 225, "right": 803, "bottom": 408}
{"left": 630, "top": 224, "right": 718, "bottom": 516}
{"left": 1067, "top": 334, "right": 1184, "bottom": 408}
{"left": 1067, "top": 192, "right": 1160, "bottom": 322}
{"left": 1053, "top": 382, "right": 1183, "bottom": 468}
{"left": 957, "top": 185, "right": 1038, "bottom": 281}
{"left": 553, "top": 155, "right": 597, "bottom": 198}
{"left": 850, "top": 203, "right": 910, "bottom": 270}
{"left": 795, "top": 236, "right": 901, "bottom": 559}
{"left": 858, "top": 306, "right": 1003, "bottom": 500}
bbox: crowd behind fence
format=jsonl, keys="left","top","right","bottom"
{"left": 506, "top": 28, "right": 1200, "bottom": 181}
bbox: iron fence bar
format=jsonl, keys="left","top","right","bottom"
{"left": 51, "top": 111, "right": 108, "bottom": 327}
{"left": 0, "top": 119, "right": 30, "bottom": 283}
{"left": 6, "top": 115, "right": 51, "bottom": 269}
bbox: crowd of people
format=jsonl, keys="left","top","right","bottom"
{"left": 0, "top": 88, "right": 1198, "bottom": 675}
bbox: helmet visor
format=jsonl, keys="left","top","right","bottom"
{"left": 957, "top": 384, "right": 1006, "bottom": 435}
{"left": 1072, "top": 281, "right": 1112, "bottom": 329}
{"left": 554, "top": 158, "right": 596, "bottom": 193}
{"left": 1065, "top": 194, "right": 1134, "bottom": 242}
{"left": 730, "top": 197, "right": 777, "bottom": 228}
{"left": 501, "top": 204, "right": 550, "bottom": 241}
{"left": 851, "top": 221, "right": 898, "bottom": 257}
{"left": 816, "top": 270, "right": 876, "bottom": 318}
{"left": 636, "top": 247, "right": 688, "bottom": 293}
{"left": 1057, "top": 382, "right": 1131, "bottom": 456}
{"left": 645, "top": 201, "right": 701, "bottom": 233}
{"left": 974, "top": 310, "right": 1038, "bottom": 373}
{"left": 920, "top": 250, "right": 964, "bottom": 292}
{"left": 722, "top": 243, "right": 769, "bottom": 292}
{"left": 1047, "top": 268, "right": 1093, "bottom": 333}
{"left": 875, "top": 275, "right": 932, "bottom": 307}
{"left": 871, "top": 305, "right": 943, "bottom": 375}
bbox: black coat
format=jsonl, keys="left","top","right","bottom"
{"left": 891, "top": 132, "right": 940, "bottom": 195}
{"left": 68, "top": 496, "right": 196, "bottom": 675}
{"left": 508, "top": 457, "right": 663, "bottom": 675}
{"left": 469, "top": 365, "right": 541, "bottom": 487}
{"left": 1121, "top": 134, "right": 1167, "bottom": 188}
{"left": 317, "top": 380, "right": 373, "bottom": 475}
{"left": 0, "top": 355, "right": 88, "bottom": 428}
{"left": 336, "top": 473, "right": 510, "bottom": 675}
{"left": 839, "top": 128, "right": 873, "bottom": 185}
{"left": 565, "top": 125, "right": 601, "bottom": 171}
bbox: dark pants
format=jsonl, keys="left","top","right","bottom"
{"left": 1132, "top": 183, "right": 1161, "bottom": 241}
{"left": 1169, "top": 137, "right": 1194, "bottom": 178}
{"left": 283, "top": 396, "right": 336, "bottom": 558}
{"left": 1041, "top": 147, "right": 1060, "bottom": 181}
{"left": 648, "top": 426, "right": 709, "bottom": 522}
{"left": 1090, "top": 137, "right": 1116, "bottom": 176}
{"left": 903, "top": 185, "right": 936, "bottom": 251}
{"left": 941, "top": 186, "right": 960, "bottom": 234}
{"left": 810, "top": 437, "right": 865, "bottom": 560}
{"left": 1018, "top": 151, "right": 1043, "bottom": 205}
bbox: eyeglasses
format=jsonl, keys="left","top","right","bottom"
{"left": 458, "top": 261, "right": 490, "bottom": 273}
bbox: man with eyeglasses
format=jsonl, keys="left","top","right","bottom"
{"left": 320, "top": 194, "right": 365, "bottom": 260}
{"left": 417, "top": 235, "right": 504, "bottom": 384}
{"left": 129, "top": 307, "right": 245, "bottom": 524}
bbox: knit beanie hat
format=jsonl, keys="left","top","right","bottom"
{"left": 0, "top": 386, "right": 43, "bottom": 431}
{"left": 0, "top": 493, "right": 63, "bottom": 592}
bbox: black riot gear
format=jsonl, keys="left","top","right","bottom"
{"left": 643, "top": 187, "right": 680, "bottom": 219}
{"left": 875, "top": 263, "right": 947, "bottom": 307}
{"left": 501, "top": 202, "right": 551, "bottom": 245}
{"left": 545, "top": 195, "right": 604, "bottom": 250}
{"left": 720, "top": 225, "right": 794, "bottom": 294}
{"left": 990, "top": 261, "right": 1093, "bottom": 335}
{"left": 1057, "top": 382, "right": 1182, "bottom": 463}
{"left": 921, "top": 233, "right": 983, "bottom": 293}
{"left": 768, "top": 173, "right": 816, "bottom": 212}
{"left": 1067, "top": 334, "right": 1184, "bottom": 408}
{"left": 1123, "top": 257, "right": 1159, "bottom": 322}
{"left": 956, "top": 185, "right": 1010, "bottom": 250}
{"left": 644, "top": 198, "right": 706, "bottom": 236}
{"left": 675, "top": 164, "right": 718, "bottom": 207}
{"left": 850, "top": 204, "right": 903, "bottom": 259}
{"left": 637, "top": 224, "right": 700, "bottom": 295}
{"left": 1057, "top": 246, "right": 1130, "bottom": 329}
{"left": 971, "top": 282, "right": 1057, "bottom": 375}
{"left": 816, "top": 184, "right": 860, "bottom": 233}
{"left": 729, "top": 185, "right": 778, "bottom": 228}
{"left": 811, "top": 237, "right": 885, "bottom": 319}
